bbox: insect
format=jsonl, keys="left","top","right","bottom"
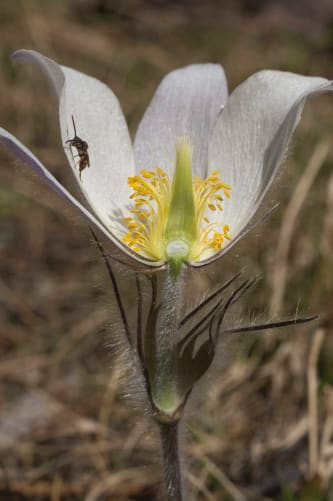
{"left": 65, "top": 116, "right": 90, "bottom": 180}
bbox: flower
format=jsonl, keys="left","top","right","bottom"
{"left": 0, "top": 50, "right": 332, "bottom": 273}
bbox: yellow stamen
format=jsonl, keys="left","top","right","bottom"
{"left": 122, "top": 143, "right": 232, "bottom": 263}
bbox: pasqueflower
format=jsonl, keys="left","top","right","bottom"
{"left": 1, "top": 50, "right": 331, "bottom": 274}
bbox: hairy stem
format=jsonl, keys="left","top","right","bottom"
{"left": 154, "top": 267, "right": 185, "bottom": 413}
{"left": 159, "top": 421, "right": 184, "bottom": 501}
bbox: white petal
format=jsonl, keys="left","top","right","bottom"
{"left": 13, "top": 49, "right": 135, "bottom": 231}
{"left": 134, "top": 64, "right": 228, "bottom": 178}
{"left": 12, "top": 49, "right": 65, "bottom": 95}
{"left": 209, "top": 70, "right": 333, "bottom": 244}
{"left": 0, "top": 128, "right": 162, "bottom": 267}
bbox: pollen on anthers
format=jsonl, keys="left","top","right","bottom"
{"left": 122, "top": 137, "right": 232, "bottom": 264}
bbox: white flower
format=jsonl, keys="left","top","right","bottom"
{"left": 0, "top": 50, "right": 332, "bottom": 271}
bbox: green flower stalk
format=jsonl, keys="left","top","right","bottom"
{"left": 0, "top": 50, "right": 332, "bottom": 500}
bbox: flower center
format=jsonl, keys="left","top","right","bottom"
{"left": 122, "top": 138, "right": 232, "bottom": 264}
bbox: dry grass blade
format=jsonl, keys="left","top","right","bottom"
{"left": 51, "top": 475, "right": 63, "bottom": 501}
{"left": 0, "top": 480, "right": 84, "bottom": 498}
{"left": 187, "top": 471, "right": 216, "bottom": 501}
{"left": 84, "top": 467, "right": 158, "bottom": 500}
{"left": 318, "top": 388, "right": 333, "bottom": 481}
{"left": 320, "top": 170, "right": 333, "bottom": 260}
{"left": 308, "top": 327, "right": 326, "bottom": 478}
{"left": 197, "top": 456, "right": 246, "bottom": 501}
{"left": 270, "top": 140, "right": 330, "bottom": 316}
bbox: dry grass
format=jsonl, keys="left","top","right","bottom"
{"left": 1, "top": 1, "right": 333, "bottom": 499}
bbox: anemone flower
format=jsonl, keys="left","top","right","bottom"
{"left": 0, "top": 50, "right": 332, "bottom": 500}
{"left": 1, "top": 50, "right": 332, "bottom": 271}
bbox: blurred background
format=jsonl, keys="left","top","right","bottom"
{"left": 0, "top": 0, "right": 333, "bottom": 499}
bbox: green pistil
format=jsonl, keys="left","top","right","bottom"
{"left": 164, "top": 137, "right": 196, "bottom": 272}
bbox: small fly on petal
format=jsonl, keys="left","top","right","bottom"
{"left": 65, "top": 116, "right": 90, "bottom": 180}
